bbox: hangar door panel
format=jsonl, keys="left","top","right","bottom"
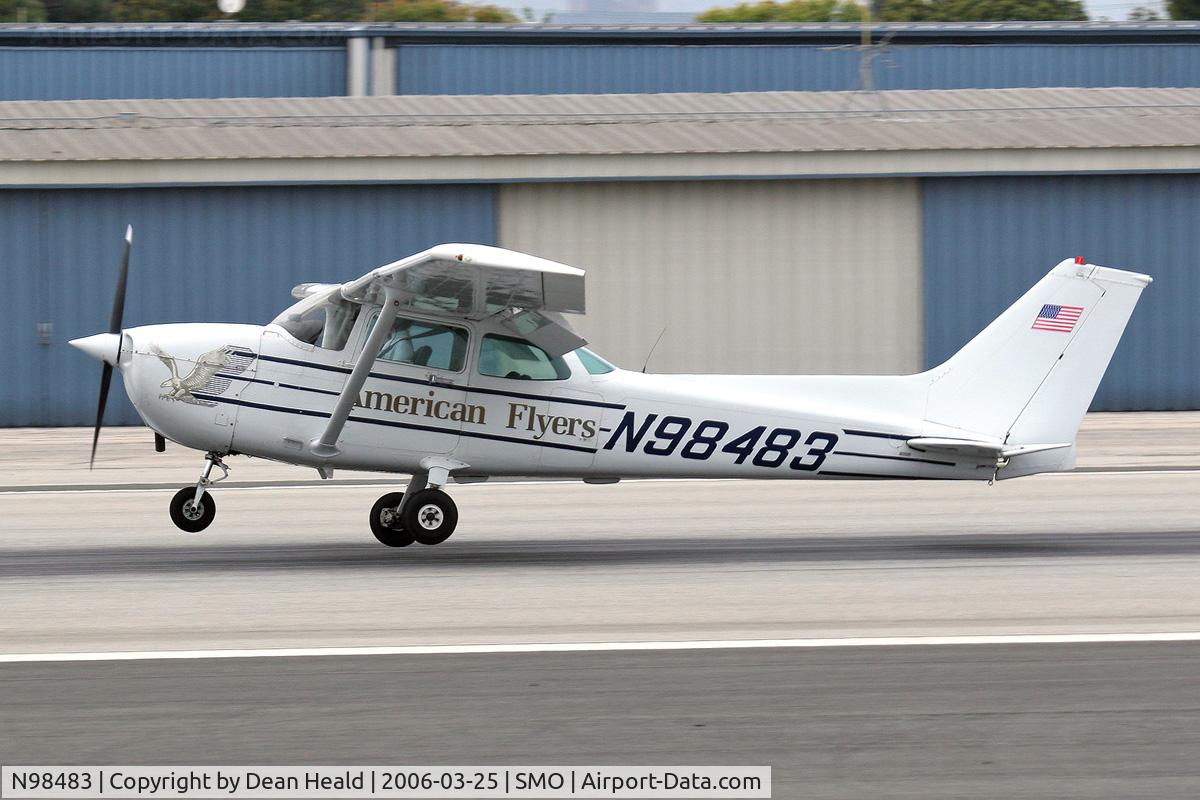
{"left": 0, "top": 193, "right": 50, "bottom": 427}
{"left": 922, "top": 174, "right": 1199, "bottom": 411}
{"left": 499, "top": 179, "right": 922, "bottom": 378}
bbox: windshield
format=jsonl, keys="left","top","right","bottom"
{"left": 272, "top": 290, "right": 362, "bottom": 351}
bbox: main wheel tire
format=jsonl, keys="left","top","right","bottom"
{"left": 169, "top": 486, "right": 216, "bottom": 533}
{"left": 370, "top": 491, "right": 416, "bottom": 548}
{"left": 402, "top": 489, "right": 458, "bottom": 546}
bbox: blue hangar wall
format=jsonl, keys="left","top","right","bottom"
{"left": 4, "top": 173, "right": 1198, "bottom": 425}
{"left": 2, "top": 184, "right": 497, "bottom": 426}
{"left": 4, "top": 25, "right": 1200, "bottom": 100}
{"left": 0, "top": 46, "right": 346, "bottom": 100}
{"left": 394, "top": 43, "right": 1200, "bottom": 95}
{"left": 922, "top": 173, "right": 1200, "bottom": 412}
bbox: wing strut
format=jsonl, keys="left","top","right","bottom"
{"left": 309, "top": 286, "right": 401, "bottom": 459}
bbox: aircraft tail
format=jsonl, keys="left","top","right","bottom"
{"left": 919, "top": 258, "right": 1150, "bottom": 472}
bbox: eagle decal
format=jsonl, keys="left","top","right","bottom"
{"left": 151, "top": 345, "right": 254, "bottom": 406}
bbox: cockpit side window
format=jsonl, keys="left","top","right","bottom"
{"left": 274, "top": 293, "right": 362, "bottom": 351}
{"left": 370, "top": 314, "right": 469, "bottom": 372}
{"left": 479, "top": 334, "right": 570, "bottom": 381}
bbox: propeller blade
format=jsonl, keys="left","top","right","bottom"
{"left": 90, "top": 362, "right": 113, "bottom": 470}
{"left": 91, "top": 225, "right": 132, "bottom": 470}
{"left": 108, "top": 225, "right": 132, "bottom": 334}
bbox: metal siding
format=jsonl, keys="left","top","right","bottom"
{"left": 1, "top": 192, "right": 48, "bottom": 426}
{"left": 397, "top": 43, "right": 1200, "bottom": 95}
{"left": 879, "top": 44, "right": 1200, "bottom": 89}
{"left": 3, "top": 41, "right": 1200, "bottom": 101}
{"left": 922, "top": 174, "right": 1197, "bottom": 411}
{"left": 3, "top": 184, "right": 496, "bottom": 426}
{"left": 399, "top": 45, "right": 865, "bottom": 94}
{"left": 499, "top": 179, "right": 922, "bottom": 376}
{"left": 0, "top": 47, "right": 345, "bottom": 100}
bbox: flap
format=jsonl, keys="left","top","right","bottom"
{"left": 500, "top": 309, "right": 588, "bottom": 358}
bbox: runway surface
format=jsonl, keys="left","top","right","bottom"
{"left": 4, "top": 643, "right": 1200, "bottom": 798}
{"left": 2, "top": 415, "right": 1200, "bottom": 797}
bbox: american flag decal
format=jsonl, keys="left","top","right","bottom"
{"left": 1032, "top": 304, "right": 1084, "bottom": 333}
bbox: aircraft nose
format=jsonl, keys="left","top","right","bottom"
{"left": 69, "top": 332, "right": 122, "bottom": 366}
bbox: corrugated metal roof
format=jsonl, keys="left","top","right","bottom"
{"left": 0, "top": 88, "right": 1198, "bottom": 162}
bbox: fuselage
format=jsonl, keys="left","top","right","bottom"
{"left": 112, "top": 302, "right": 1014, "bottom": 484}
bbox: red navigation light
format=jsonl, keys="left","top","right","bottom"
{"left": 1074, "top": 256, "right": 1085, "bottom": 264}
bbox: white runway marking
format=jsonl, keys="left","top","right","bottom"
{"left": 3, "top": 632, "right": 1200, "bottom": 663}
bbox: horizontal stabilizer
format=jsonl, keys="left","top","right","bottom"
{"left": 907, "top": 437, "right": 1072, "bottom": 461}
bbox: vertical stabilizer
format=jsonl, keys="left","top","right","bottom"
{"left": 921, "top": 259, "right": 1150, "bottom": 455}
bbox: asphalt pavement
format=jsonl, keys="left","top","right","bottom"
{"left": 5, "top": 644, "right": 1200, "bottom": 798}
{"left": 1, "top": 416, "right": 1199, "bottom": 798}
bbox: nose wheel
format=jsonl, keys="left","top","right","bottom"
{"left": 168, "top": 452, "right": 226, "bottom": 533}
{"left": 169, "top": 486, "right": 216, "bottom": 533}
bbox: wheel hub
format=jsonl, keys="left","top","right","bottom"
{"left": 416, "top": 503, "right": 443, "bottom": 530}
{"left": 181, "top": 499, "right": 204, "bottom": 521}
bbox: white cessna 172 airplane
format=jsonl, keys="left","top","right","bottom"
{"left": 70, "top": 229, "right": 1151, "bottom": 547}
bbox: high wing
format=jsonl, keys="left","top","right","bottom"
{"left": 339, "top": 243, "right": 586, "bottom": 317}
{"left": 310, "top": 243, "right": 588, "bottom": 462}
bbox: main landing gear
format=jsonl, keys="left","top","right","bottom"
{"left": 169, "top": 452, "right": 227, "bottom": 533}
{"left": 369, "top": 469, "right": 459, "bottom": 548}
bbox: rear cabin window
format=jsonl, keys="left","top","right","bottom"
{"left": 479, "top": 334, "right": 570, "bottom": 381}
{"left": 575, "top": 347, "right": 615, "bottom": 375}
{"left": 371, "top": 314, "right": 469, "bottom": 372}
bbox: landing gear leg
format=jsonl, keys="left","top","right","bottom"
{"left": 169, "top": 452, "right": 227, "bottom": 533}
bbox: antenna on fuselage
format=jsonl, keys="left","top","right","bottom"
{"left": 641, "top": 326, "right": 668, "bottom": 374}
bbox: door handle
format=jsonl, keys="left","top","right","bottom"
{"left": 427, "top": 373, "right": 455, "bottom": 386}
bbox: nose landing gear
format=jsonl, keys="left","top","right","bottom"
{"left": 169, "top": 452, "right": 227, "bottom": 533}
